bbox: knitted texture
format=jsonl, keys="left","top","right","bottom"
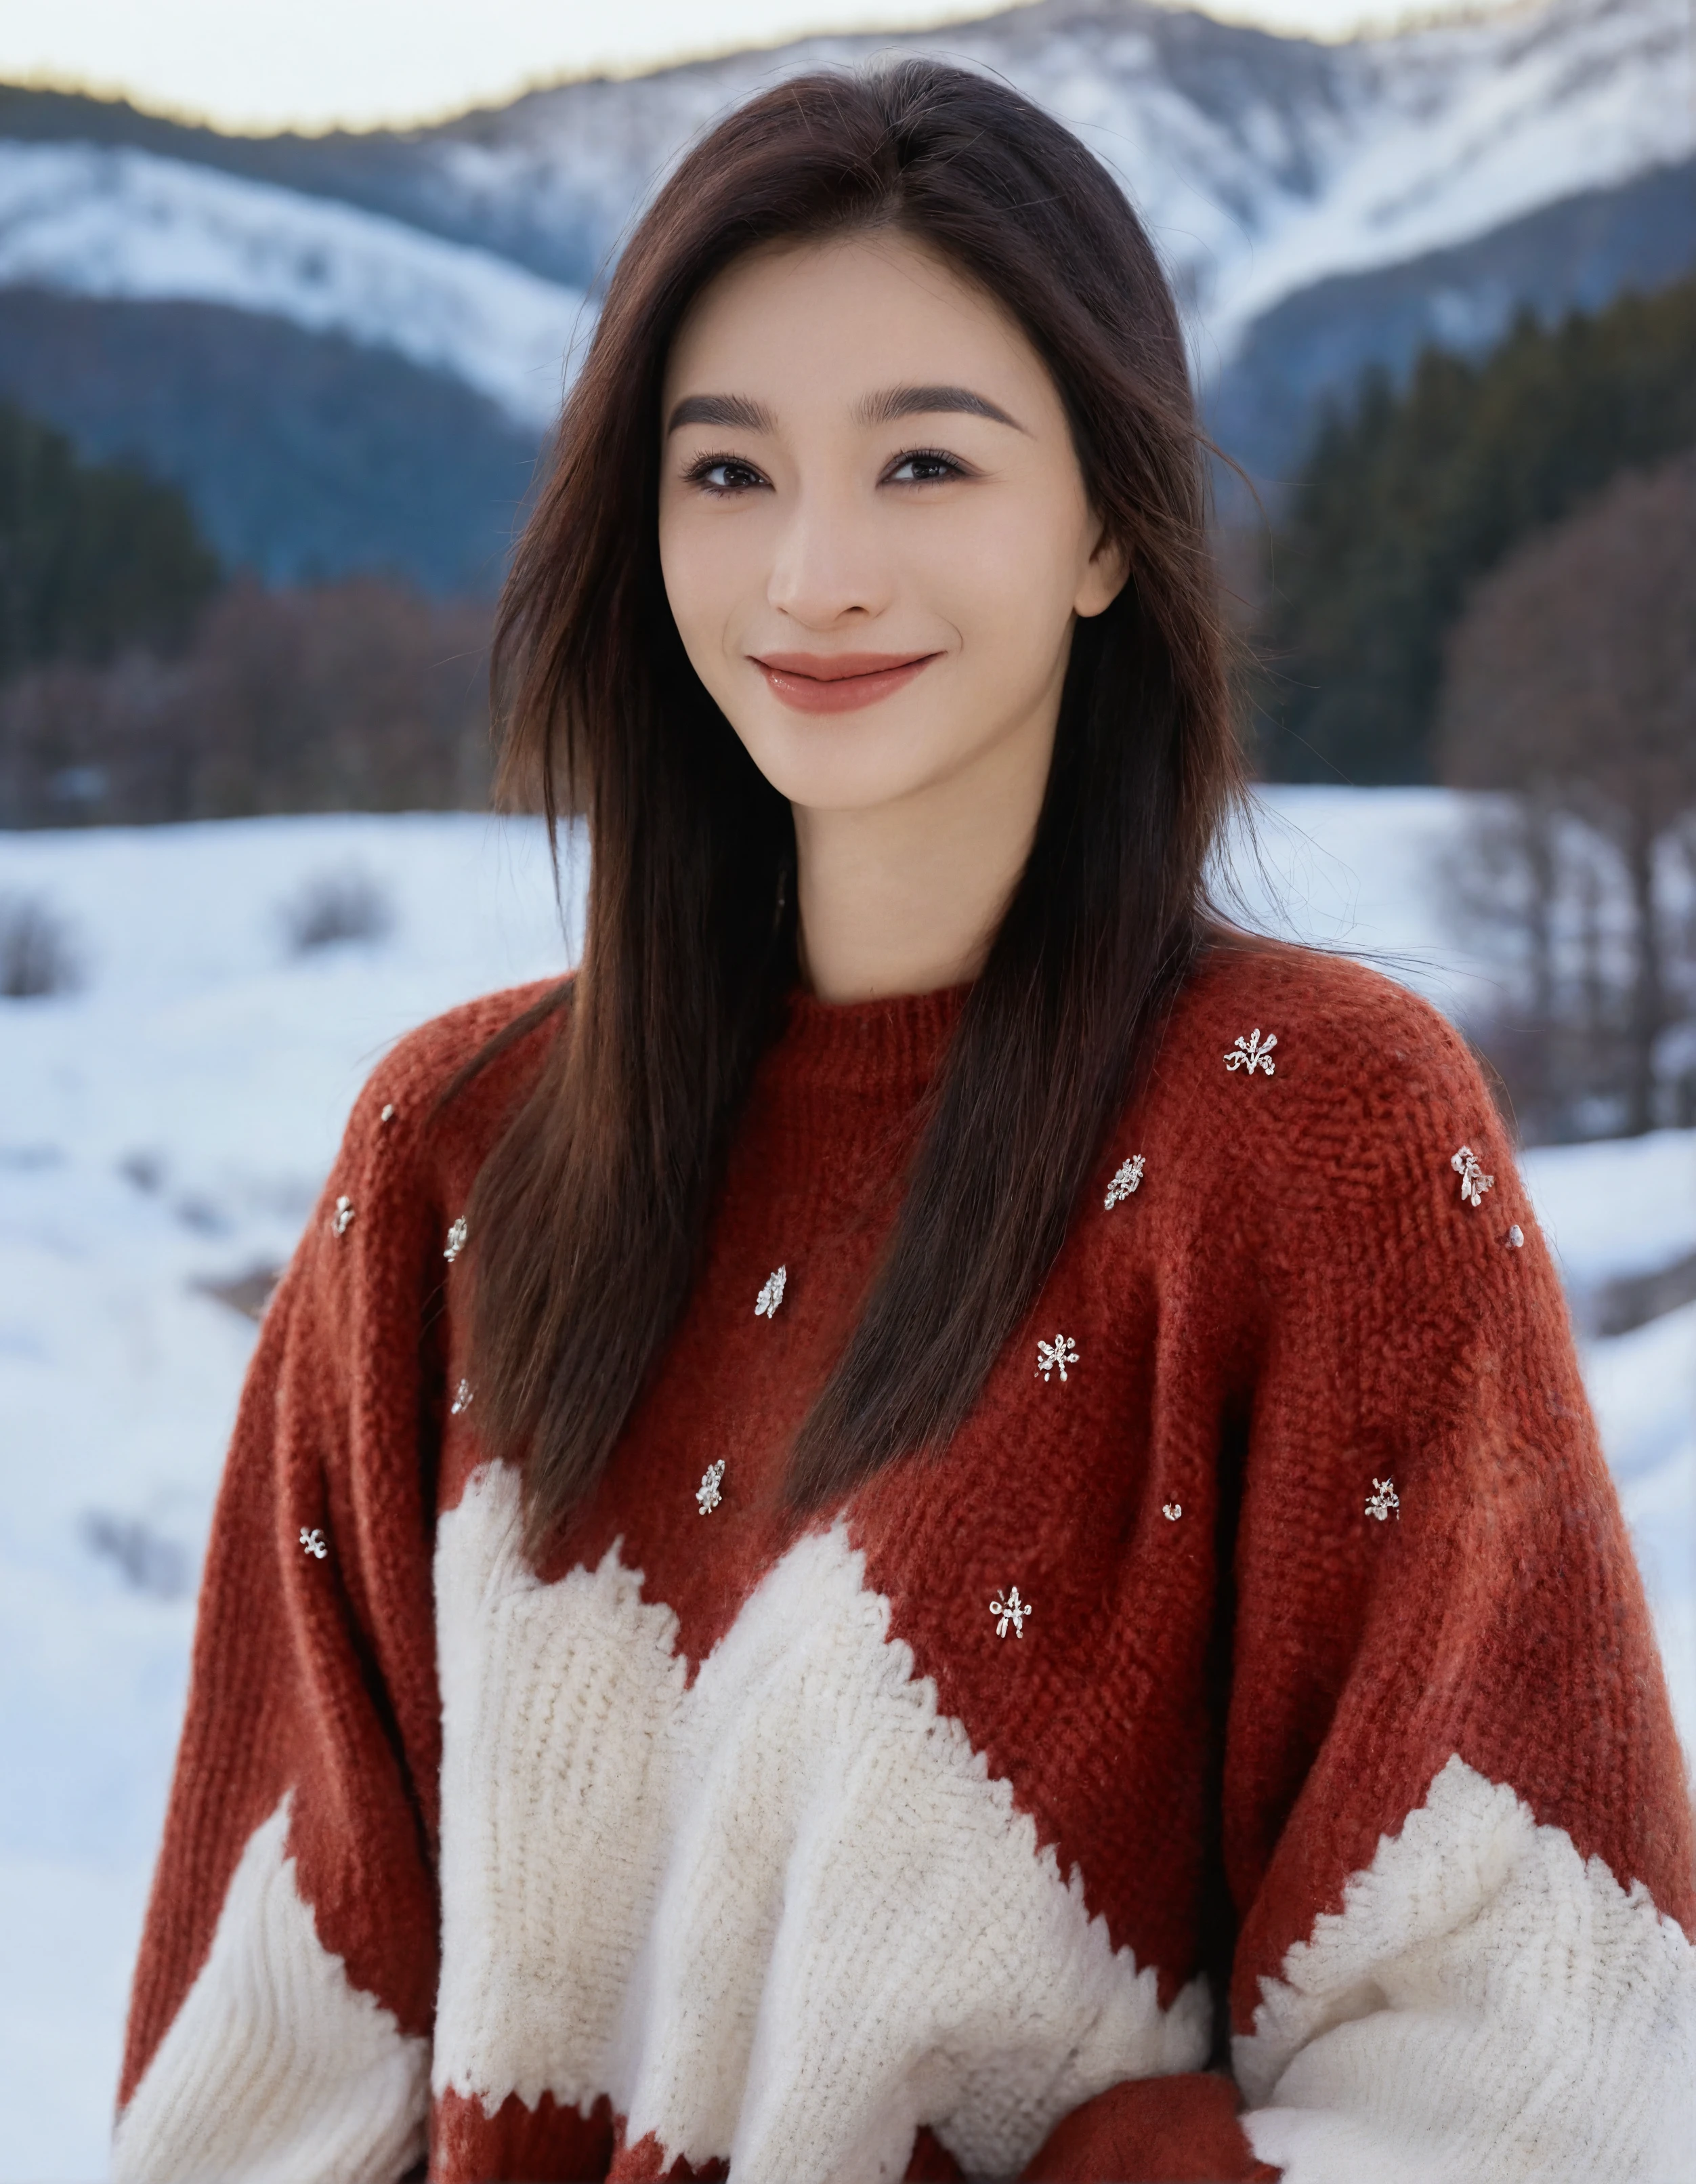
{"left": 114, "top": 942, "right": 1696, "bottom": 2183}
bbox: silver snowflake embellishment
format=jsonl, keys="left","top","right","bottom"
{"left": 1225, "top": 1028, "right": 1277, "bottom": 1076}
{"left": 331, "top": 1194, "right": 355, "bottom": 1236}
{"left": 1450, "top": 1146, "right": 1494, "bottom": 1206}
{"left": 990, "top": 1584, "right": 1031, "bottom": 1638}
{"left": 1162, "top": 1503, "right": 1182, "bottom": 1521}
{"left": 1105, "top": 1154, "right": 1145, "bottom": 1209}
{"left": 1036, "top": 1332, "right": 1079, "bottom": 1383}
{"left": 444, "top": 1215, "right": 469, "bottom": 1262}
{"left": 299, "top": 1526, "right": 328, "bottom": 1559}
{"left": 379, "top": 1103, "right": 396, "bottom": 1125}
{"left": 755, "top": 1265, "right": 786, "bottom": 1318}
{"left": 1365, "top": 1477, "right": 1400, "bottom": 1523}
{"left": 696, "top": 1459, "right": 725, "bottom": 1516}
{"left": 450, "top": 1378, "right": 473, "bottom": 1416}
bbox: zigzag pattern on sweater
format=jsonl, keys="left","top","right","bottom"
{"left": 112, "top": 945, "right": 1696, "bottom": 2183}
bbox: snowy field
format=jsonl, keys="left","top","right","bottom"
{"left": 1, "top": 792, "right": 1691, "bottom": 2180}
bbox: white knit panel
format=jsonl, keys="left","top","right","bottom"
{"left": 1236, "top": 1753, "right": 1696, "bottom": 2183}
{"left": 111, "top": 1796, "right": 429, "bottom": 2184}
{"left": 433, "top": 1465, "right": 692, "bottom": 2115}
{"left": 433, "top": 1463, "right": 1210, "bottom": 2184}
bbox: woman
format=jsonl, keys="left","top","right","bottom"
{"left": 113, "top": 61, "right": 1693, "bottom": 2184}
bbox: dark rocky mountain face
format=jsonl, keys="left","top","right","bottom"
{"left": 1210, "top": 154, "right": 1696, "bottom": 492}
{"left": 0, "top": 289, "right": 543, "bottom": 594}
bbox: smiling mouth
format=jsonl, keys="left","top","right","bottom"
{"left": 752, "top": 650, "right": 941, "bottom": 715}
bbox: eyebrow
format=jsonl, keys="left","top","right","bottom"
{"left": 665, "top": 392, "right": 777, "bottom": 434}
{"left": 664, "top": 383, "right": 1027, "bottom": 436}
{"left": 857, "top": 383, "right": 1027, "bottom": 432}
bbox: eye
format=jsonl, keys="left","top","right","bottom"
{"left": 681, "top": 451, "right": 769, "bottom": 496}
{"left": 885, "top": 447, "right": 969, "bottom": 485}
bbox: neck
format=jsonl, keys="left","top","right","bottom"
{"left": 792, "top": 715, "right": 1055, "bottom": 1006}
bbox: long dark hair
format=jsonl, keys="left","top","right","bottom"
{"left": 463, "top": 59, "right": 1242, "bottom": 1552}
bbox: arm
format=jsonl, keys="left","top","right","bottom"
{"left": 114, "top": 1072, "right": 446, "bottom": 2184}
{"left": 1019, "top": 976, "right": 1695, "bottom": 2183}
{"left": 1221, "top": 998, "right": 1695, "bottom": 2180}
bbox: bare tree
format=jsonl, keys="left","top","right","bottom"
{"left": 0, "top": 576, "right": 494, "bottom": 827}
{"left": 1438, "top": 448, "right": 1696, "bottom": 1135}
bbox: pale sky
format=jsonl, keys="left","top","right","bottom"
{"left": 0, "top": 0, "right": 1493, "bottom": 135}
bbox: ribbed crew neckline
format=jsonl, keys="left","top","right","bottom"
{"left": 769, "top": 979, "right": 970, "bottom": 1106}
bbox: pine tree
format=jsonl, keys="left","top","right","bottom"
{"left": 1255, "top": 278, "right": 1696, "bottom": 783}
{"left": 0, "top": 401, "right": 221, "bottom": 685}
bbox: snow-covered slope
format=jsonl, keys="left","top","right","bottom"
{"left": 1187, "top": 0, "right": 1696, "bottom": 354}
{"left": 421, "top": 0, "right": 1692, "bottom": 365}
{"left": 0, "top": 816, "right": 580, "bottom": 2181}
{"left": 1, "top": 0, "right": 1686, "bottom": 421}
{"left": 0, "top": 142, "right": 589, "bottom": 429}
{"left": 1, "top": 793, "right": 1691, "bottom": 2177}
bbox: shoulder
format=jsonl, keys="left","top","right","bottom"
{"left": 1168, "top": 933, "right": 1475, "bottom": 1094}
{"left": 1133, "top": 937, "right": 1575, "bottom": 1437}
{"left": 291, "top": 978, "right": 569, "bottom": 1296}
{"left": 1137, "top": 936, "right": 1523, "bottom": 1265}
{"left": 1155, "top": 935, "right": 1493, "bottom": 1156}
{"left": 350, "top": 976, "right": 570, "bottom": 1149}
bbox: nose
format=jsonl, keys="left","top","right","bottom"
{"left": 765, "top": 480, "right": 893, "bottom": 630}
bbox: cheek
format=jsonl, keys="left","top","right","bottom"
{"left": 657, "top": 507, "right": 705, "bottom": 646}
{"left": 658, "top": 503, "right": 746, "bottom": 673}
{"left": 916, "top": 492, "right": 1085, "bottom": 669}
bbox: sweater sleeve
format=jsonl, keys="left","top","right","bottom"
{"left": 1018, "top": 973, "right": 1695, "bottom": 2184}
{"left": 1216, "top": 986, "right": 1696, "bottom": 2180}
{"left": 112, "top": 1067, "right": 447, "bottom": 2184}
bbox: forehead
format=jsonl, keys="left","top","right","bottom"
{"left": 662, "top": 231, "right": 1048, "bottom": 409}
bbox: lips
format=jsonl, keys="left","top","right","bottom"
{"left": 752, "top": 650, "right": 940, "bottom": 715}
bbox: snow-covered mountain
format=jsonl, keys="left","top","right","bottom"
{"left": 0, "top": 0, "right": 1689, "bottom": 580}
{"left": 3, "top": 0, "right": 1689, "bottom": 409}
{"left": 0, "top": 142, "right": 589, "bottom": 430}
{"left": 1210, "top": 148, "right": 1696, "bottom": 478}
{"left": 410, "top": 0, "right": 1694, "bottom": 369}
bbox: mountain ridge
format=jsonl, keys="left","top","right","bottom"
{"left": 3, "top": 0, "right": 1687, "bottom": 347}
{"left": 1, "top": 0, "right": 1690, "bottom": 585}
{"left": 1209, "top": 150, "right": 1696, "bottom": 480}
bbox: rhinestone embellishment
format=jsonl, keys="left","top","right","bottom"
{"left": 990, "top": 1585, "right": 1031, "bottom": 1638}
{"left": 1036, "top": 1333, "right": 1079, "bottom": 1383}
{"left": 1163, "top": 1503, "right": 1182, "bottom": 1521}
{"left": 379, "top": 1102, "right": 396, "bottom": 1125}
{"left": 696, "top": 1459, "right": 725, "bottom": 1516}
{"left": 1105, "top": 1154, "right": 1145, "bottom": 1209}
{"left": 299, "top": 1527, "right": 328, "bottom": 1559}
{"left": 1507, "top": 1224, "right": 1525, "bottom": 1248}
{"left": 1225, "top": 1029, "right": 1277, "bottom": 1076}
{"left": 450, "top": 1379, "right": 473, "bottom": 1416}
{"left": 1451, "top": 1147, "right": 1494, "bottom": 1206}
{"left": 1365, "top": 1477, "right": 1400, "bottom": 1522}
{"left": 755, "top": 1265, "right": 786, "bottom": 1318}
{"left": 444, "top": 1215, "right": 469, "bottom": 1262}
{"left": 331, "top": 1195, "right": 354, "bottom": 1236}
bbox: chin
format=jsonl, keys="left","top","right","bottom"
{"left": 748, "top": 717, "right": 952, "bottom": 814}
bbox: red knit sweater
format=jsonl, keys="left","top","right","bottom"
{"left": 114, "top": 942, "right": 1695, "bottom": 2184}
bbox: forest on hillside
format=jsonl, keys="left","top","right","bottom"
{"left": 0, "top": 403, "right": 494, "bottom": 829}
{"left": 1253, "top": 276, "right": 1696, "bottom": 1141}
{"left": 1254, "top": 275, "right": 1696, "bottom": 788}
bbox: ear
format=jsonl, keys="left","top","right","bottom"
{"left": 1075, "top": 524, "right": 1130, "bottom": 618}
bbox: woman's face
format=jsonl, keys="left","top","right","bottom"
{"left": 658, "top": 231, "right": 1126, "bottom": 820}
